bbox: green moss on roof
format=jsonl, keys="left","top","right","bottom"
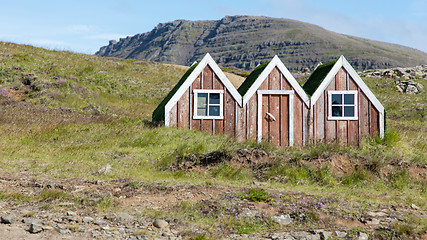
{"left": 237, "top": 62, "right": 269, "bottom": 96}
{"left": 152, "top": 62, "right": 199, "bottom": 123}
{"left": 302, "top": 60, "right": 337, "bottom": 96}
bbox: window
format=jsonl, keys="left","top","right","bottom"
{"left": 193, "top": 90, "right": 224, "bottom": 119}
{"left": 328, "top": 90, "right": 358, "bottom": 120}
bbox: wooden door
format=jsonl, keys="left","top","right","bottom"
{"left": 257, "top": 90, "right": 294, "bottom": 147}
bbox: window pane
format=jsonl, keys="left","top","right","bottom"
{"left": 209, "top": 93, "right": 220, "bottom": 104}
{"left": 332, "top": 106, "right": 342, "bottom": 117}
{"left": 344, "top": 106, "right": 355, "bottom": 117}
{"left": 197, "top": 93, "right": 208, "bottom": 108}
{"left": 344, "top": 94, "right": 354, "bottom": 104}
{"left": 197, "top": 107, "right": 207, "bottom": 116}
{"left": 209, "top": 106, "right": 220, "bottom": 116}
{"left": 331, "top": 94, "right": 342, "bottom": 104}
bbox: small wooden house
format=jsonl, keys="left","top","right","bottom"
{"left": 153, "top": 54, "right": 384, "bottom": 148}
{"left": 152, "top": 53, "right": 243, "bottom": 136}
{"left": 302, "top": 56, "right": 385, "bottom": 146}
{"left": 237, "top": 55, "right": 310, "bottom": 147}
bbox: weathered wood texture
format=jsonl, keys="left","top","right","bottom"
{"left": 280, "top": 94, "right": 289, "bottom": 147}
{"left": 293, "top": 95, "right": 305, "bottom": 146}
{"left": 248, "top": 67, "right": 307, "bottom": 148}
{"left": 311, "top": 67, "right": 380, "bottom": 145}
{"left": 169, "top": 65, "right": 240, "bottom": 137}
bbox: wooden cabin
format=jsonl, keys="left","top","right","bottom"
{"left": 302, "top": 56, "right": 385, "bottom": 146}
{"left": 152, "top": 53, "right": 243, "bottom": 137}
{"left": 153, "top": 54, "right": 384, "bottom": 148}
{"left": 237, "top": 55, "right": 310, "bottom": 147}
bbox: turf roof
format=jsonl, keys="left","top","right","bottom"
{"left": 237, "top": 62, "right": 269, "bottom": 96}
{"left": 152, "top": 62, "right": 199, "bottom": 123}
{"left": 302, "top": 60, "right": 337, "bottom": 96}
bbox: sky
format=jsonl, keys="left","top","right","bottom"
{"left": 0, "top": 0, "right": 426, "bottom": 54}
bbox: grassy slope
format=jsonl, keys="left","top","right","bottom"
{"left": 0, "top": 42, "right": 426, "bottom": 238}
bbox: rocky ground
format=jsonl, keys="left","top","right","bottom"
{"left": 0, "top": 168, "right": 425, "bottom": 240}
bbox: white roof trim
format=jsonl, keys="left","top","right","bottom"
{"left": 310, "top": 55, "right": 385, "bottom": 137}
{"left": 242, "top": 55, "right": 310, "bottom": 106}
{"left": 310, "top": 56, "right": 345, "bottom": 107}
{"left": 341, "top": 57, "right": 384, "bottom": 113}
{"left": 164, "top": 53, "right": 242, "bottom": 126}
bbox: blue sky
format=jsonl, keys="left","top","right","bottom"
{"left": 0, "top": 0, "right": 426, "bottom": 54}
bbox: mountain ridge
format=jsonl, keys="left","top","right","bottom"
{"left": 96, "top": 15, "right": 427, "bottom": 71}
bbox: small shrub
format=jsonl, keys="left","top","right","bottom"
{"left": 23, "top": 211, "right": 36, "bottom": 217}
{"left": 394, "top": 222, "right": 415, "bottom": 236}
{"left": 313, "top": 166, "right": 336, "bottom": 186}
{"left": 388, "top": 169, "right": 410, "bottom": 190}
{"left": 67, "top": 224, "right": 81, "bottom": 232}
{"left": 341, "top": 168, "right": 372, "bottom": 185}
{"left": 96, "top": 195, "right": 115, "bottom": 211}
{"left": 240, "top": 188, "right": 272, "bottom": 202}
{"left": 384, "top": 130, "right": 400, "bottom": 147}
{"left": 190, "top": 234, "right": 214, "bottom": 240}
{"left": 132, "top": 229, "right": 151, "bottom": 236}
{"left": 39, "top": 189, "right": 70, "bottom": 201}
{"left": 124, "top": 180, "right": 141, "bottom": 190}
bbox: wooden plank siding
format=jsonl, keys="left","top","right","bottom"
{"left": 201, "top": 66, "right": 213, "bottom": 132}
{"left": 170, "top": 65, "right": 241, "bottom": 138}
{"left": 315, "top": 91, "right": 325, "bottom": 141}
{"left": 224, "top": 90, "right": 235, "bottom": 137}
{"left": 252, "top": 68, "right": 305, "bottom": 148}
{"left": 213, "top": 72, "right": 224, "bottom": 134}
{"left": 359, "top": 91, "right": 370, "bottom": 138}
{"left": 336, "top": 68, "right": 348, "bottom": 145}
{"left": 310, "top": 67, "right": 381, "bottom": 145}
{"left": 324, "top": 77, "right": 336, "bottom": 142}
{"left": 370, "top": 104, "right": 379, "bottom": 136}
{"left": 348, "top": 77, "right": 359, "bottom": 146}
{"left": 248, "top": 95, "right": 257, "bottom": 140}
{"left": 169, "top": 104, "right": 177, "bottom": 127}
{"left": 280, "top": 95, "right": 289, "bottom": 146}
{"left": 293, "top": 95, "right": 303, "bottom": 146}
{"left": 177, "top": 88, "right": 190, "bottom": 129}
{"left": 191, "top": 74, "right": 201, "bottom": 131}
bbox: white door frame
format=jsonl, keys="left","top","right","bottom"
{"left": 257, "top": 90, "right": 294, "bottom": 146}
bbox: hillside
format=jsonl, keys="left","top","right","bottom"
{"left": 96, "top": 15, "right": 427, "bottom": 71}
{"left": 0, "top": 42, "right": 426, "bottom": 239}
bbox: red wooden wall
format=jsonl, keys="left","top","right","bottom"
{"left": 243, "top": 67, "right": 309, "bottom": 147}
{"left": 311, "top": 67, "right": 379, "bottom": 146}
{"left": 168, "top": 65, "right": 241, "bottom": 137}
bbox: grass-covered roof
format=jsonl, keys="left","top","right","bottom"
{"left": 302, "top": 60, "right": 337, "bottom": 96}
{"left": 237, "top": 62, "right": 269, "bottom": 96}
{"left": 152, "top": 62, "right": 199, "bottom": 123}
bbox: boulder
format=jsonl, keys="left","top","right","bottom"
{"left": 98, "top": 164, "right": 112, "bottom": 174}
{"left": 82, "top": 216, "right": 94, "bottom": 223}
{"left": 272, "top": 214, "right": 292, "bottom": 226}
{"left": 29, "top": 223, "right": 43, "bottom": 233}
{"left": 153, "top": 219, "right": 169, "bottom": 229}
{"left": 1, "top": 214, "right": 16, "bottom": 224}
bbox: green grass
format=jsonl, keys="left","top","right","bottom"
{"left": 240, "top": 188, "right": 272, "bottom": 202}
{"left": 0, "top": 42, "right": 426, "bottom": 238}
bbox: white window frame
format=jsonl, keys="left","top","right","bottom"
{"left": 193, "top": 89, "right": 224, "bottom": 120}
{"left": 328, "top": 90, "right": 358, "bottom": 120}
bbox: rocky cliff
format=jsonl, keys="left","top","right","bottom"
{"left": 96, "top": 16, "right": 427, "bottom": 71}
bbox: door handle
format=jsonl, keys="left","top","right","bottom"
{"left": 266, "top": 112, "right": 276, "bottom": 121}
